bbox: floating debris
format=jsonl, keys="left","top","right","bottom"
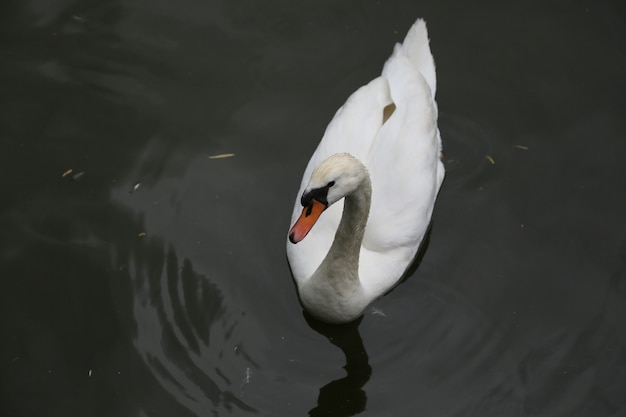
{"left": 485, "top": 155, "right": 495, "bottom": 165}
{"left": 62, "top": 169, "right": 73, "bottom": 178}
{"left": 138, "top": 232, "right": 147, "bottom": 237}
{"left": 208, "top": 153, "right": 235, "bottom": 159}
{"left": 514, "top": 145, "right": 529, "bottom": 150}
{"left": 241, "top": 367, "right": 252, "bottom": 387}
{"left": 72, "top": 171, "right": 85, "bottom": 181}
{"left": 130, "top": 182, "right": 141, "bottom": 193}
{"left": 88, "top": 369, "right": 92, "bottom": 377}
{"left": 371, "top": 307, "right": 386, "bottom": 317}
{"left": 72, "top": 15, "right": 87, "bottom": 23}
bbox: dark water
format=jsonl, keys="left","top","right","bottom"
{"left": 1, "top": 0, "right": 625, "bottom": 416}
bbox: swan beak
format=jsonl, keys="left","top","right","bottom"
{"left": 288, "top": 199, "right": 326, "bottom": 244}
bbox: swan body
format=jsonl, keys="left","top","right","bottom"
{"left": 286, "top": 19, "right": 445, "bottom": 323}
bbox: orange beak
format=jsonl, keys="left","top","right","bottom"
{"left": 288, "top": 198, "right": 326, "bottom": 243}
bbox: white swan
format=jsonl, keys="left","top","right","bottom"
{"left": 286, "top": 19, "right": 445, "bottom": 324}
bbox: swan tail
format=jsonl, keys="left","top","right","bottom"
{"left": 382, "top": 19, "right": 437, "bottom": 105}
{"left": 399, "top": 19, "right": 436, "bottom": 96}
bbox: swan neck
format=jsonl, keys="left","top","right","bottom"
{"left": 319, "top": 175, "right": 371, "bottom": 280}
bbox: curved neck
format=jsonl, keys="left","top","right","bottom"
{"left": 316, "top": 175, "right": 372, "bottom": 283}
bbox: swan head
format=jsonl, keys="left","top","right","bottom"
{"left": 289, "top": 153, "right": 368, "bottom": 244}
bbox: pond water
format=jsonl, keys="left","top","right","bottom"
{"left": 1, "top": 0, "right": 625, "bottom": 416}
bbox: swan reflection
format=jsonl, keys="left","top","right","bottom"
{"left": 305, "top": 314, "right": 371, "bottom": 416}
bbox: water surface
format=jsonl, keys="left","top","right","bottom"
{"left": 1, "top": 0, "right": 625, "bottom": 416}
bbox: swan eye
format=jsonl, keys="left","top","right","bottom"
{"left": 327, "top": 181, "right": 335, "bottom": 187}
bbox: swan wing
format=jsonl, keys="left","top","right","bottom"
{"left": 360, "top": 19, "right": 445, "bottom": 294}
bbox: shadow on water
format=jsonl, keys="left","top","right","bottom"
{"left": 304, "top": 314, "right": 371, "bottom": 417}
